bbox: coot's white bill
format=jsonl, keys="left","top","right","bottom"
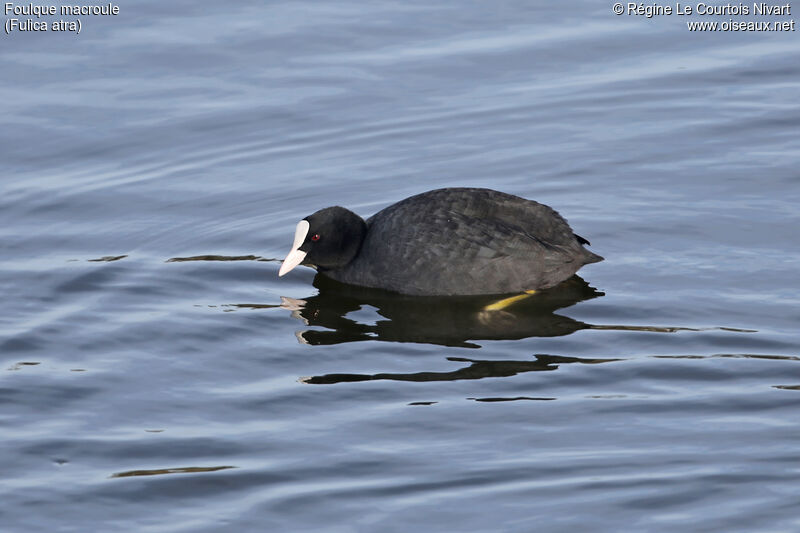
{"left": 278, "top": 220, "right": 309, "bottom": 277}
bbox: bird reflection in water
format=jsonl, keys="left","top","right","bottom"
{"left": 226, "top": 270, "right": 755, "bottom": 387}
{"left": 300, "top": 353, "right": 621, "bottom": 386}
{"left": 274, "top": 274, "right": 605, "bottom": 348}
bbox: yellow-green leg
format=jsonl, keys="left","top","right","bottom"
{"left": 482, "top": 290, "right": 537, "bottom": 312}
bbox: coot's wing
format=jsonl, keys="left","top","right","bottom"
{"left": 353, "top": 210, "right": 584, "bottom": 295}
{"left": 444, "top": 212, "right": 587, "bottom": 292}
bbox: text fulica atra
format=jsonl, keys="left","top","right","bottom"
{"left": 279, "top": 187, "right": 602, "bottom": 296}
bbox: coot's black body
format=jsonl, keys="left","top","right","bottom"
{"left": 279, "top": 188, "right": 602, "bottom": 296}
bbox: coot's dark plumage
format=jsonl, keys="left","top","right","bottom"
{"left": 279, "top": 188, "right": 602, "bottom": 296}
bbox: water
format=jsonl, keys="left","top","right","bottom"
{"left": 2, "top": 1, "right": 799, "bottom": 531}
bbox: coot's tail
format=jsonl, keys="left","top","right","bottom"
{"left": 574, "top": 233, "right": 603, "bottom": 264}
{"left": 583, "top": 250, "right": 604, "bottom": 264}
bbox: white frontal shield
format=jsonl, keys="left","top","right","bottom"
{"left": 278, "top": 220, "right": 310, "bottom": 276}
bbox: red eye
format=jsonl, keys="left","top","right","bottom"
{"left": 311, "top": 234, "right": 320, "bottom": 242}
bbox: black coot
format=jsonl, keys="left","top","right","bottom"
{"left": 279, "top": 187, "right": 602, "bottom": 296}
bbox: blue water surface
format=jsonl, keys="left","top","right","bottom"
{"left": 2, "top": 1, "right": 799, "bottom": 532}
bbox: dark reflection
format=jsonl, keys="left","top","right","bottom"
{"left": 166, "top": 254, "right": 273, "bottom": 262}
{"left": 467, "top": 396, "right": 556, "bottom": 402}
{"left": 655, "top": 353, "right": 798, "bottom": 361}
{"left": 110, "top": 465, "right": 235, "bottom": 478}
{"left": 256, "top": 274, "right": 755, "bottom": 347}
{"left": 301, "top": 352, "right": 790, "bottom": 387}
{"left": 301, "top": 353, "right": 621, "bottom": 385}
{"left": 270, "top": 275, "right": 604, "bottom": 348}
{"left": 7, "top": 361, "right": 40, "bottom": 371}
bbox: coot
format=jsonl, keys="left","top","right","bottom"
{"left": 278, "top": 188, "right": 602, "bottom": 296}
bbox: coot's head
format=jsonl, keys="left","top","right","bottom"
{"left": 278, "top": 206, "right": 367, "bottom": 277}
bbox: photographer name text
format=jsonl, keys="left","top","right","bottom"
{"left": 615, "top": 2, "right": 790, "bottom": 17}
